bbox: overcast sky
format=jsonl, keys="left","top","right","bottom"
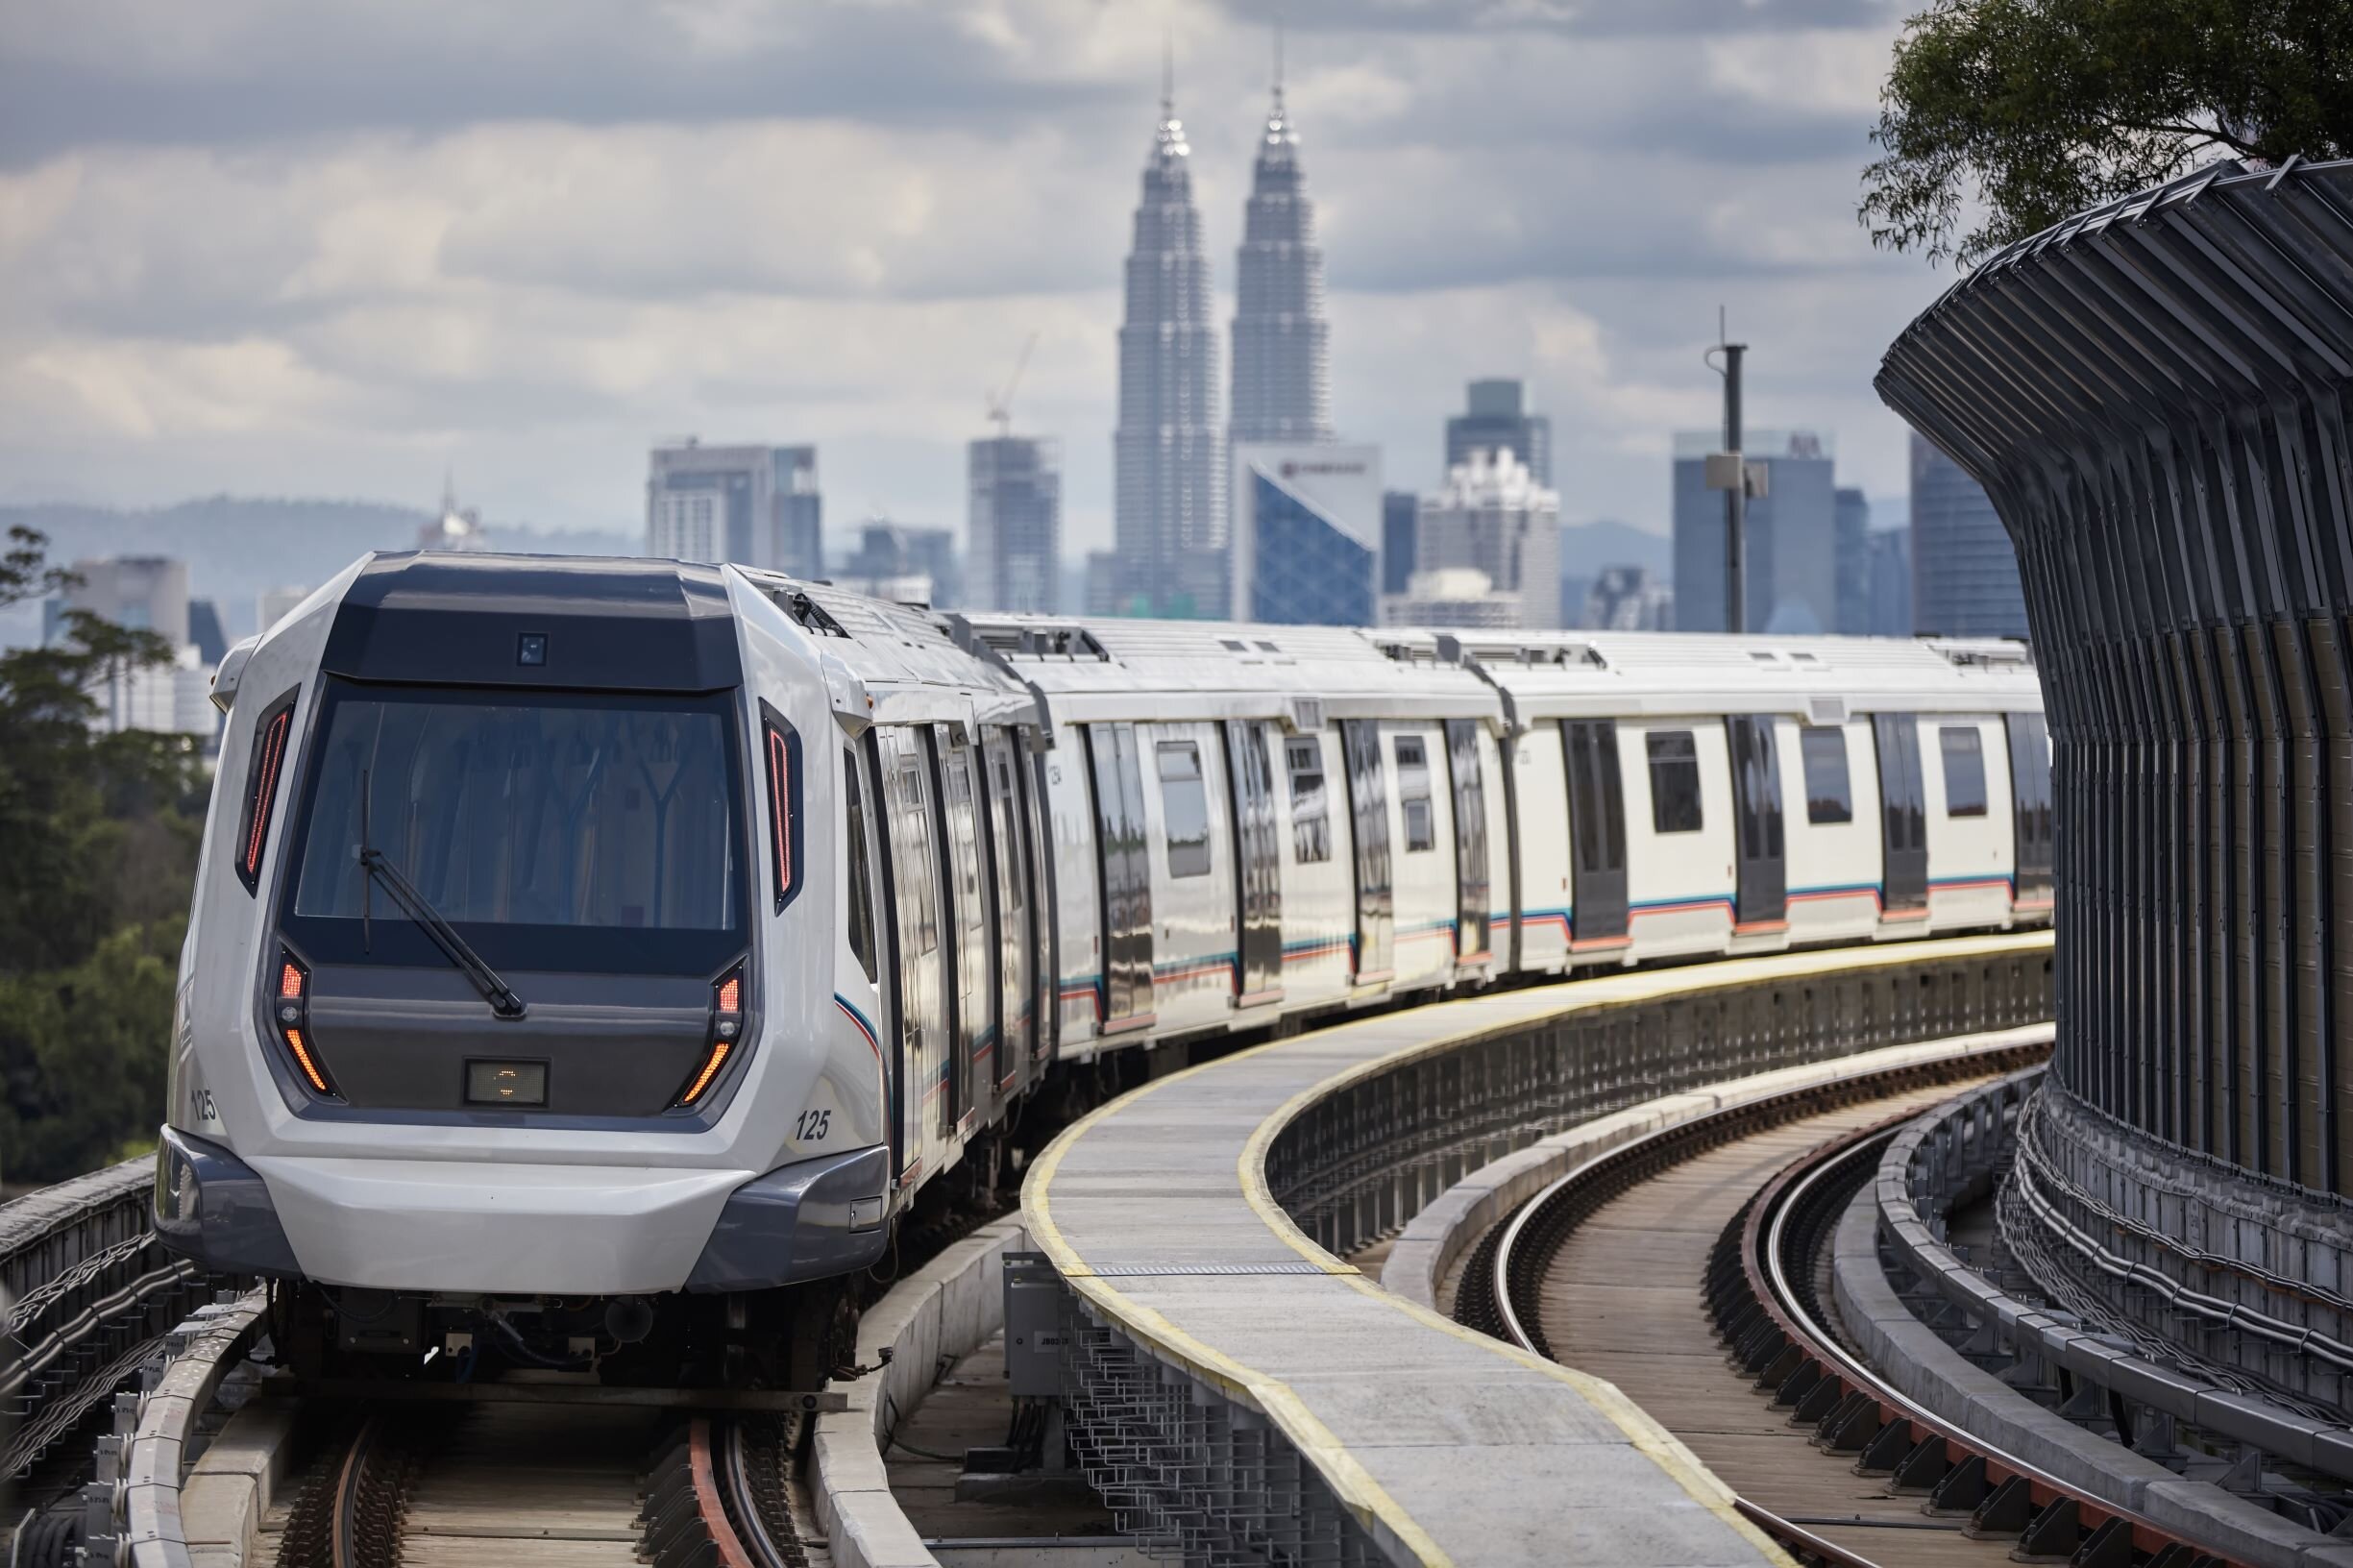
{"left": 0, "top": 0, "right": 1953, "bottom": 554}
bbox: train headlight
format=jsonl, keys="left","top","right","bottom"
{"left": 675, "top": 964, "right": 747, "bottom": 1107}
{"left": 274, "top": 949, "right": 336, "bottom": 1096}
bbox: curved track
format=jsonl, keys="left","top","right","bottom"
{"left": 1472, "top": 1054, "right": 2250, "bottom": 1568}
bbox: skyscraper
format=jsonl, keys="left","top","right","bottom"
{"left": 1672, "top": 429, "right": 1838, "bottom": 633}
{"left": 1446, "top": 380, "right": 1552, "bottom": 487}
{"left": 1230, "top": 443, "right": 1381, "bottom": 625}
{"left": 1229, "top": 51, "right": 1331, "bottom": 448}
{"left": 1867, "top": 528, "right": 1913, "bottom": 636}
{"left": 646, "top": 439, "right": 822, "bottom": 576}
{"left": 1834, "top": 486, "right": 1871, "bottom": 634}
{"left": 1413, "top": 449, "right": 1562, "bottom": 629}
{"left": 1113, "top": 73, "right": 1225, "bottom": 619}
{"left": 1910, "top": 431, "right": 2027, "bottom": 638}
{"left": 968, "top": 435, "right": 1062, "bottom": 613}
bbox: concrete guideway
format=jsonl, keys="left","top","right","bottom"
{"left": 1023, "top": 931, "right": 2054, "bottom": 1567}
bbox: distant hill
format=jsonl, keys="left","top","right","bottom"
{"left": 1557, "top": 518, "right": 1672, "bottom": 582}
{"left": 1, "top": 497, "right": 638, "bottom": 642}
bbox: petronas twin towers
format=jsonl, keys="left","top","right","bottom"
{"left": 1111, "top": 54, "right": 1332, "bottom": 619}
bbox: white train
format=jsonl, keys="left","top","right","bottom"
{"left": 151, "top": 553, "right": 2049, "bottom": 1384}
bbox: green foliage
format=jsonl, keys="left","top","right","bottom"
{"left": 0, "top": 527, "right": 206, "bottom": 1185}
{"left": 1864, "top": 0, "right": 2353, "bottom": 266}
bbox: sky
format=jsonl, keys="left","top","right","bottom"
{"left": 0, "top": 0, "right": 1957, "bottom": 554}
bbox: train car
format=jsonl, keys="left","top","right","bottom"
{"left": 152, "top": 553, "right": 1042, "bottom": 1384}
{"left": 152, "top": 553, "right": 2046, "bottom": 1389}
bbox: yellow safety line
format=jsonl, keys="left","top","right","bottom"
{"left": 1028, "top": 929, "right": 2055, "bottom": 1567}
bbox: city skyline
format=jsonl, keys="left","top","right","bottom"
{"left": 0, "top": 3, "right": 1963, "bottom": 559}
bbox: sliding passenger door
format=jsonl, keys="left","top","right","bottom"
{"left": 2004, "top": 713, "right": 2054, "bottom": 906}
{"left": 1341, "top": 720, "right": 1393, "bottom": 983}
{"left": 935, "top": 728, "right": 993, "bottom": 1136}
{"left": 1085, "top": 723, "right": 1155, "bottom": 1031}
{"left": 1444, "top": 719, "right": 1491, "bottom": 965}
{"left": 1725, "top": 716, "right": 1787, "bottom": 927}
{"left": 1223, "top": 720, "right": 1284, "bottom": 1004}
{"left": 981, "top": 728, "right": 1034, "bottom": 1090}
{"left": 1561, "top": 721, "right": 1628, "bottom": 943}
{"left": 1875, "top": 714, "right": 1928, "bottom": 915}
{"left": 876, "top": 727, "right": 948, "bottom": 1167}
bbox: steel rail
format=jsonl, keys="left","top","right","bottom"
{"left": 1480, "top": 1063, "right": 2257, "bottom": 1568}
{"left": 1722, "top": 1115, "right": 2243, "bottom": 1567}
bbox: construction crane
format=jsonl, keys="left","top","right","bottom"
{"left": 986, "top": 330, "right": 1040, "bottom": 438}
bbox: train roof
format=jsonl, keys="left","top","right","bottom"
{"left": 948, "top": 611, "right": 1501, "bottom": 727}
{"left": 729, "top": 569, "right": 1037, "bottom": 728}
{"left": 1370, "top": 628, "right": 2043, "bottom": 723}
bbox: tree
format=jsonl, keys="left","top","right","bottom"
{"left": 1863, "top": 0, "right": 2353, "bottom": 267}
{"left": 0, "top": 528, "right": 205, "bottom": 1185}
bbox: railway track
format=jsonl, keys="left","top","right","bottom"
{"left": 268, "top": 1401, "right": 808, "bottom": 1568}
{"left": 1460, "top": 1049, "right": 2251, "bottom": 1568}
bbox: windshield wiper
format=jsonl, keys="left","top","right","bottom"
{"left": 356, "top": 773, "right": 527, "bottom": 1020}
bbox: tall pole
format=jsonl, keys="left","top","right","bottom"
{"left": 1722, "top": 340, "right": 1747, "bottom": 634}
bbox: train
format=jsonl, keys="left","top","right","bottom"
{"left": 150, "top": 551, "right": 2049, "bottom": 1386}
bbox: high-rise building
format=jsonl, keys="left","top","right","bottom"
{"left": 1382, "top": 569, "right": 1524, "bottom": 629}
{"left": 59, "top": 556, "right": 189, "bottom": 647}
{"left": 839, "top": 522, "right": 961, "bottom": 610}
{"left": 968, "top": 435, "right": 1062, "bottom": 613}
{"left": 1084, "top": 551, "right": 1124, "bottom": 617}
{"left": 1583, "top": 565, "right": 1675, "bottom": 631}
{"left": 257, "top": 586, "right": 312, "bottom": 636}
{"left": 1415, "top": 449, "right": 1561, "bottom": 630}
{"left": 1229, "top": 63, "right": 1331, "bottom": 449}
{"left": 1381, "top": 491, "right": 1419, "bottom": 594}
{"left": 1834, "top": 486, "right": 1872, "bottom": 634}
{"left": 1672, "top": 429, "right": 1838, "bottom": 633}
{"left": 1446, "top": 380, "right": 1552, "bottom": 487}
{"left": 1231, "top": 443, "right": 1381, "bottom": 626}
{"left": 1113, "top": 79, "right": 1225, "bottom": 619}
{"left": 1910, "top": 431, "right": 2027, "bottom": 638}
{"left": 187, "top": 600, "right": 228, "bottom": 666}
{"left": 646, "top": 440, "right": 822, "bottom": 576}
{"left": 1867, "top": 528, "right": 1913, "bottom": 637}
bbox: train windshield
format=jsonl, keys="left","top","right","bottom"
{"left": 281, "top": 681, "right": 747, "bottom": 975}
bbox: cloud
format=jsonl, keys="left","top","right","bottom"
{"left": 0, "top": 0, "right": 1948, "bottom": 557}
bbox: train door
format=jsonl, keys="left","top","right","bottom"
{"left": 1444, "top": 719, "right": 1491, "bottom": 965}
{"left": 1561, "top": 721, "right": 1628, "bottom": 943}
{"left": 1725, "top": 716, "right": 1787, "bottom": 926}
{"left": 1085, "top": 723, "right": 1155, "bottom": 1030}
{"left": 1223, "top": 720, "right": 1284, "bottom": 1004}
{"left": 2004, "top": 713, "right": 2054, "bottom": 906}
{"left": 1874, "top": 714, "right": 1928, "bottom": 915}
{"left": 935, "top": 727, "right": 993, "bottom": 1136}
{"left": 982, "top": 728, "right": 1034, "bottom": 1089}
{"left": 1341, "top": 720, "right": 1394, "bottom": 983}
{"left": 1021, "top": 745, "right": 1056, "bottom": 1068}
{"left": 876, "top": 727, "right": 947, "bottom": 1172}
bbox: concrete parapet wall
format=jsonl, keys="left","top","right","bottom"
{"left": 2021, "top": 1082, "right": 2353, "bottom": 1413}
{"left": 1849, "top": 1073, "right": 2353, "bottom": 1566}
{"left": 812, "top": 1216, "right": 1030, "bottom": 1568}
{"left": 1385, "top": 1026, "right": 2056, "bottom": 1315}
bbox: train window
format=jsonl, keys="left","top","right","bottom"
{"left": 1394, "top": 735, "right": 1435, "bottom": 852}
{"left": 844, "top": 748, "right": 878, "bottom": 982}
{"left": 283, "top": 683, "right": 747, "bottom": 974}
{"left": 1940, "top": 726, "right": 1989, "bottom": 817}
{"left": 1647, "top": 730, "right": 1703, "bottom": 834}
{"left": 1286, "top": 736, "right": 1330, "bottom": 864}
{"left": 1800, "top": 728, "right": 1853, "bottom": 824}
{"left": 2004, "top": 713, "right": 2054, "bottom": 894}
{"left": 900, "top": 757, "right": 940, "bottom": 955}
{"left": 1158, "top": 740, "right": 1213, "bottom": 878}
